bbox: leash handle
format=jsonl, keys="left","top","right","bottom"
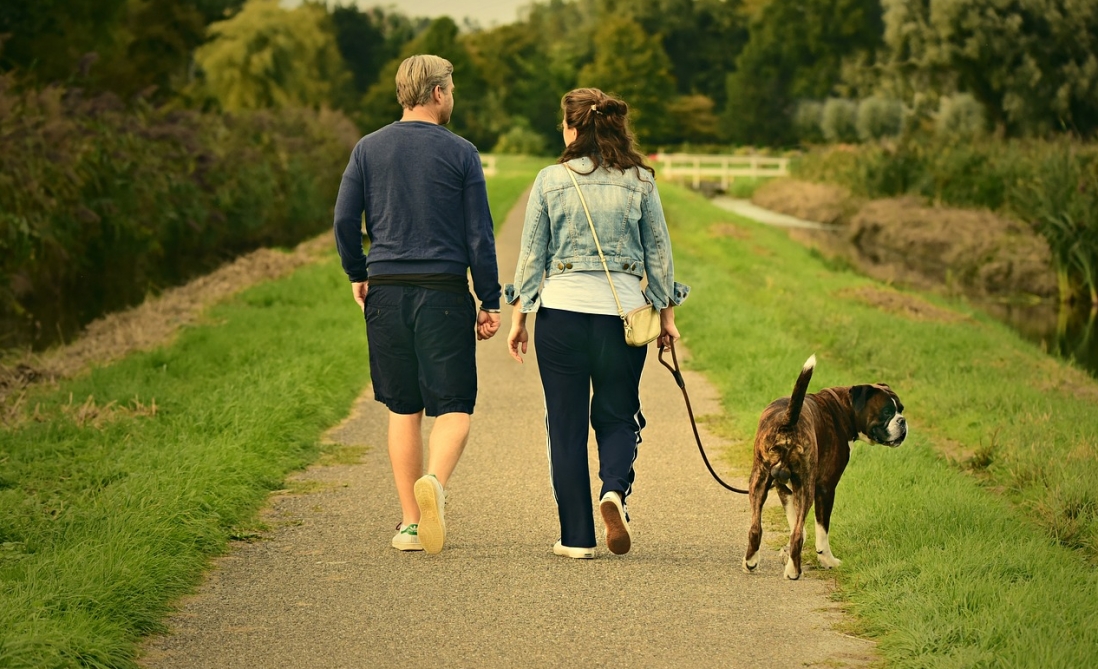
{"left": 658, "top": 341, "right": 749, "bottom": 495}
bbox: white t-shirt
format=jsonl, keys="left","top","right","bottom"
{"left": 540, "top": 270, "right": 647, "bottom": 315}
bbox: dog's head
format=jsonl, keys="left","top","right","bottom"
{"left": 851, "top": 383, "right": 907, "bottom": 447}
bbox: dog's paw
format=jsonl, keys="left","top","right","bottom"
{"left": 742, "top": 555, "right": 759, "bottom": 573}
{"left": 816, "top": 550, "right": 842, "bottom": 569}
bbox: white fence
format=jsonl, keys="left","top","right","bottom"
{"left": 654, "top": 153, "right": 789, "bottom": 190}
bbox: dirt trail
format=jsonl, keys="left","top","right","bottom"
{"left": 141, "top": 192, "right": 876, "bottom": 668}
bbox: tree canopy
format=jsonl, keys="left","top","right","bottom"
{"left": 4, "top": 0, "right": 1096, "bottom": 148}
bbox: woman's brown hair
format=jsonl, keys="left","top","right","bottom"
{"left": 558, "top": 88, "right": 655, "bottom": 178}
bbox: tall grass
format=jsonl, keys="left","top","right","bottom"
{"left": 664, "top": 182, "right": 1098, "bottom": 666}
{"left": 795, "top": 138, "right": 1098, "bottom": 305}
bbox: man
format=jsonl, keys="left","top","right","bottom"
{"left": 333, "top": 54, "right": 501, "bottom": 555}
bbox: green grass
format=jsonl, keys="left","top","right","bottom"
{"left": 663, "top": 182, "right": 1098, "bottom": 667}
{"left": 485, "top": 154, "right": 551, "bottom": 231}
{"left": 0, "top": 167, "right": 536, "bottom": 669}
{"left": 0, "top": 261, "right": 368, "bottom": 668}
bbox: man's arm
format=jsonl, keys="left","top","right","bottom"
{"left": 463, "top": 151, "right": 501, "bottom": 311}
{"left": 333, "top": 147, "right": 369, "bottom": 284}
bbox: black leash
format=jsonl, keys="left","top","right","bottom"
{"left": 658, "top": 340, "right": 749, "bottom": 495}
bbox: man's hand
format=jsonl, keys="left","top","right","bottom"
{"left": 477, "top": 309, "right": 501, "bottom": 340}
{"left": 352, "top": 281, "right": 368, "bottom": 312}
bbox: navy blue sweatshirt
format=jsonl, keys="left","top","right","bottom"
{"left": 333, "top": 121, "right": 501, "bottom": 309}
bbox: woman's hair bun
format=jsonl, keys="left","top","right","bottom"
{"left": 601, "top": 98, "right": 628, "bottom": 117}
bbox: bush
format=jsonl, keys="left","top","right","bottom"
{"left": 820, "top": 98, "right": 859, "bottom": 143}
{"left": 937, "top": 93, "right": 987, "bottom": 142}
{"left": 0, "top": 73, "right": 358, "bottom": 349}
{"left": 794, "top": 137, "right": 1098, "bottom": 304}
{"left": 793, "top": 100, "right": 824, "bottom": 144}
{"left": 493, "top": 117, "right": 549, "bottom": 155}
{"left": 856, "top": 96, "right": 904, "bottom": 141}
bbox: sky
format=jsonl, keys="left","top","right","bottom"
{"left": 356, "top": 1, "right": 533, "bottom": 27}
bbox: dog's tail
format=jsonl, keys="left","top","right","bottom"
{"left": 784, "top": 354, "right": 816, "bottom": 428}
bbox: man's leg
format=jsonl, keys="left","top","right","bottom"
{"left": 389, "top": 410, "right": 424, "bottom": 527}
{"left": 426, "top": 412, "right": 470, "bottom": 486}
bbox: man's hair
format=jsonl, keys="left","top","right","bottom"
{"left": 395, "top": 55, "right": 454, "bottom": 109}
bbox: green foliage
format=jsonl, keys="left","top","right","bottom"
{"left": 624, "top": 0, "right": 749, "bottom": 109}
{"left": 795, "top": 138, "right": 1098, "bottom": 304}
{"left": 466, "top": 20, "right": 574, "bottom": 148}
{"left": 329, "top": 5, "right": 415, "bottom": 102}
{"left": 856, "top": 95, "right": 903, "bottom": 140}
{"left": 820, "top": 97, "right": 858, "bottom": 143}
{"left": 792, "top": 100, "right": 825, "bottom": 144}
{"left": 492, "top": 118, "right": 549, "bottom": 155}
{"left": 194, "top": 0, "right": 350, "bottom": 111}
{"left": 725, "top": 0, "right": 884, "bottom": 146}
{"left": 936, "top": 92, "right": 987, "bottom": 142}
{"left": 877, "top": 0, "right": 1098, "bottom": 137}
{"left": 0, "top": 72, "right": 357, "bottom": 349}
{"left": 578, "top": 16, "right": 677, "bottom": 148}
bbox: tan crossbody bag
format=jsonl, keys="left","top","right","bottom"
{"left": 564, "top": 165, "right": 661, "bottom": 347}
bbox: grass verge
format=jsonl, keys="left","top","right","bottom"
{"left": 663, "top": 182, "right": 1098, "bottom": 667}
{"left": 0, "top": 164, "right": 538, "bottom": 668}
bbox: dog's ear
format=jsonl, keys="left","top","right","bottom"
{"left": 851, "top": 385, "right": 875, "bottom": 413}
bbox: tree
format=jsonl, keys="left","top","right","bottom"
{"left": 194, "top": 0, "right": 349, "bottom": 111}
{"left": 578, "top": 17, "right": 677, "bottom": 147}
{"left": 724, "top": 0, "right": 884, "bottom": 146}
{"left": 465, "top": 22, "right": 569, "bottom": 148}
{"left": 877, "top": 0, "right": 1098, "bottom": 137}
{"left": 623, "top": 0, "right": 749, "bottom": 109}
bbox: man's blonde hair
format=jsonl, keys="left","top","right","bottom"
{"left": 396, "top": 55, "right": 453, "bottom": 109}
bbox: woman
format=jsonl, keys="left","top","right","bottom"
{"left": 504, "top": 88, "right": 690, "bottom": 558}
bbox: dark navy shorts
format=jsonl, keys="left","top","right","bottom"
{"left": 364, "top": 284, "right": 477, "bottom": 416}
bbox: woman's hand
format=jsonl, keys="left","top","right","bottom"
{"left": 657, "top": 306, "right": 680, "bottom": 350}
{"left": 507, "top": 309, "right": 529, "bottom": 363}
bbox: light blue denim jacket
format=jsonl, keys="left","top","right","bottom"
{"left": 504, "top": 158, "right": 690, "bottom": 312}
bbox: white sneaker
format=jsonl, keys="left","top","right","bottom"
{"left": 599, "top": 492, "right": 632, "bottom": 555}
{"left": 391, "top": 523, "right": 423, "bottom": 551}
{"left": 414, "top": 475, "right": 446, "bottom": 554}
{"left": 553, "top": 541, "right": 595, "bottom": 559}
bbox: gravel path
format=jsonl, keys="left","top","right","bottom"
{"left": 141, "top": 192, "right": 876, "bottom": 669}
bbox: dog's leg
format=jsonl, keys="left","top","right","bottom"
{"left": 783, "top": 483, "right": 813, "bottom": 580}
{"left": 776, "top": 486, "right": 805, "bottom": 566}
{"left": 742, "top": 466, "right": 770, "bottom": 573}
{"left": 814, "top": 485, "right": 841, "bottom": 568}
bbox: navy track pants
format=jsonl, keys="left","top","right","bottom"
{"left": 534, "top": 307, "right": 648, "bottom": 549}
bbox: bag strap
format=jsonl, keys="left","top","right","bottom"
{"left": 658, "top": 341, "right": 749, "bottom": 495}
{"left": 564, "top": 164, "right": 627, "bottom": 321}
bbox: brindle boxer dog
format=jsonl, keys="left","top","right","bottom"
{"left": 742, "top": 355, "right": 907, "bottom": 580}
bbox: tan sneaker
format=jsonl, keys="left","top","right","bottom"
{"left": 599, "top": 492, "right": 632, "bottom": 555}
{"left": 391, "top": 523, "right": 423, "bottom": 551}
{"left": 414, "top": 475, "right": 446, "bottom": 554}
{"left": 553, "top": 541, "right": 595, "bottom": 559}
